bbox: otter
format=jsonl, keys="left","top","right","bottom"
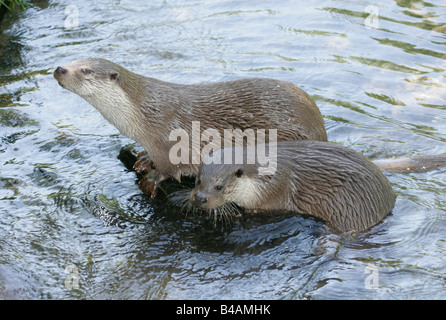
{"left": 190, "top": 140, "right": 397, "bottom": 232}
{"left": 54, "top": 58, "right": 327, "bottom": 196}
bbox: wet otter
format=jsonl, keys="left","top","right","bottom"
{"left": 190, "top": 140, "right": 397, "bottom": 232}
{"left": 54, "top": 58, "right": 327, "bottom": 195}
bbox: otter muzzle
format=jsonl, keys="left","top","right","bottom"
{"left": 54, "top": 66, "right": 68, "bottom": 79}
{"left": 191, "top": 193, "right": 208, "bottom": 207}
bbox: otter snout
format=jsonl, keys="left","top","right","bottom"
{"left": 54, "top": 66, "right": 68, "bottom": 78}
{"left": 190, "top": 193, "right": 209, "bottom": 207}
{"left": 54, "top": 67, "right": 69, "bottom": 87}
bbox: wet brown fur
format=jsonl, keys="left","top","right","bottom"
{"left": 373, "top": 155, "right": 446, "bottom": 173}
{"left": 191, "top": 141, "right": 396, "bottom": 232}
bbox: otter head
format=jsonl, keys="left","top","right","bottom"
{"left": 54, "top": 58, "right": 143, "bottom": 141}
{"left": 53, "top": 58, "right": 122, "bottom": 98}
{"left": 190, "top": 147, "right": 261, "bottom": 210}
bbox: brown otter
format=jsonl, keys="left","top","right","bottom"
{"left": 190, "top": 140, "right": 397, "bottom": 232}
{"left": 54, "top": 58, "right": 327, "bottom": 196}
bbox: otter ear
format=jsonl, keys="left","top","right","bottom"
{"left": 235, "top": 168, "right": 244, "bottom": 178}
{"left": 110, "top": 72, "right": 119, "bottom": 81}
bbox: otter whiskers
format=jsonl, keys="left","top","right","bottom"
{"left": 168, "top": 188, "right": 242, "bottom": 228}
{"left": 206, "top": 202, "right": 242, "bottom": 228}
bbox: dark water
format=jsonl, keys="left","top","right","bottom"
{"left": 0, "top": 0, "right": 445, "bottom": 299}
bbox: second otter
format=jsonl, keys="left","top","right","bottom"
{"left": 190, "top": 140, "right": 396, "bottom": 232}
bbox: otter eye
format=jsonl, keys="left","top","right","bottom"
{"left": 235, "top": 169, "right": 244, "bottom": 178}
{"left": 215, "top": 185, "right": 223, "bottom": 191}
{"left": 110, "top": 72, "right": 119, "bottom": 80}
{"left": 81, "top": 68, "right": 93, "bottom": 75}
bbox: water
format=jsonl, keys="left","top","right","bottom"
{"left": 0, "top": 0, "right": 445, "bottom": 299}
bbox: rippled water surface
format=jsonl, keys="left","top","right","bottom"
{"left": 0, "top": 0, "right": 445, "bottom": 299}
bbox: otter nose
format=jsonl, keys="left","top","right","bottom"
{"left": 192, "top": 194, "right": 208, "bottom": 207}
{"left": 54, "top": 66, "right": 68, "bottom": 77}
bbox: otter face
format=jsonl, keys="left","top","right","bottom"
{"left": 190, "top": 163, "right": 260, "bottom": 210}
{"left": 190, "top": 166, "right": 245, "bottom": 209}
{"left": 53, "top": 58, "right": 120, "bottom": 99}
{"left": 53, "top": 59, "right": 141, "bottom": 140}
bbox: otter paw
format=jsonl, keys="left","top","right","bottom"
{"left": 133, "top": 151, "right": 154, "bottom": 173}
{"left": 138, "top": 170, "right": 165, "bottom": 198}
{"left": 139, "top": 178, "right": 158, "bottom": 197}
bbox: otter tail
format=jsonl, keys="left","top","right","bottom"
{"left": 373, "top": 155, "right": 446, "bottom": 173}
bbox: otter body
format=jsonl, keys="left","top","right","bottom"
{"left": 190, "top": 140, "right": 396, "bottom": 232}
{"left": 54, "top": 58, "right": 327, "bottom": 194}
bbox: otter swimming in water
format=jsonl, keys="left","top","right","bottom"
{"left": 190, "top": 140, "right": 398, "bottom": 232}
{"left": 54, "top": 58, "right": 327, "bottom": 196}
